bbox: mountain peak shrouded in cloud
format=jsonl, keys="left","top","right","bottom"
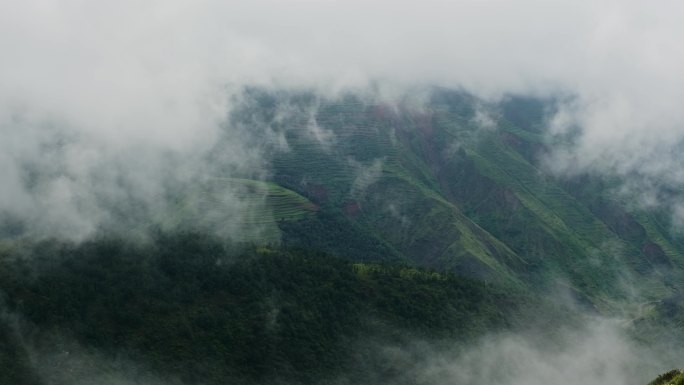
{"left": 2, "top": 1, "right": 684, "bottom": 194}
{"left": 3, "top": 1, "right": 684, "bottom": 238}
{"left": 5, "top": 3, "right": 684, "bottom": 384}
{"left": 1, "top": 2, "right": 683, "bottom": 240}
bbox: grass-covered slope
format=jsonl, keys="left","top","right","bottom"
{"left": 222, "top": 88, "right": 684, "bottom": 313}
{"left": 257, "top": 93, "right": 529, "bottom": 289}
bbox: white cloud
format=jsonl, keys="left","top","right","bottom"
{"left": 351, "top": 318, "right": 680, "bottom": 385}
{"left": 2, "top": 0, "right": 684, "bottom": 236}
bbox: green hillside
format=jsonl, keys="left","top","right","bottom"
{"left": 220, "top": 88, "right": 684, "bottom": 315}
{"left": 0, "top": 234, "right": 536, "bottom": 385}
{"left": 137, "top": 87, "right": 684, "bottom": 328}
{"left": 4, "top": 88, "right": 684, "bottom": 383}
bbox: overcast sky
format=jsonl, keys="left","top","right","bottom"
{"left": 2, "top": 0, "right": 684, "bottom": 237}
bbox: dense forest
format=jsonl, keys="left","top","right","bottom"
{"left": 0, "top": 232, "right": 550, "bottom": 384}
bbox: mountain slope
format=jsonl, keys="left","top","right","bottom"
{"left": 211, "top": 88, "right": 684, "bottom": 314}
{"left": 0, "top": 234, "right": 534, "bottom": 385}
{"left": 4, "top": 88, "right": 684, "bottom": 383}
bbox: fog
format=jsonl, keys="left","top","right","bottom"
{"left": 2, "top": 1, "right": 684, "bottom": 237}
{"left": 11, "top": 315, "right": 677, "bottom": 385}
{"left": 367, "top": 318, "right": 676, "bottom": 385}
{"left": 3, "top": 4, "right": 684, "bottom": 385}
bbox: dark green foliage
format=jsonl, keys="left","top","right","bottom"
{"left": 278, "top": 208, "right": 406, "bottom": 264}
{"left": 649, "top": 369, "right": 683, "bottom": 385}
{"left": 0, "top": 318, "right": 43, "bottom": 385}
{"left": 0, "top": 233, "right": 526, "bottom": 384}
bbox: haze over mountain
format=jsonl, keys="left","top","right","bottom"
{"left": 2, "top": 1, "right": 684, "bottom": 384}
{"left": 4, "top": 1, "right": 684, "bottom": 238}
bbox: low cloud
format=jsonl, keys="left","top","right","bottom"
{"left": 345, "top": 318, "right": 679, "bottom": 385}
{"left": 2, "top": 1, "right": 684, "bottom": 235}
{"left": 349, "top": 157, "right": 385, "bottom": 198}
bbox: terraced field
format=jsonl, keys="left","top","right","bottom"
{"left": 265, "top": 99, "right": 527, "bottom": 285}
{"left": 271, "top": 101, "right": 400, "bottom": 205}
{"left": 163, "top": 178, "right": 317, "bottom": 242}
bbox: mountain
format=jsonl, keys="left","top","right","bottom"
{"left": 207, "top": 87, "right": 684, "bottom": 314}
{"left": 2, "top": 87, "right": 684, "bottom": 384}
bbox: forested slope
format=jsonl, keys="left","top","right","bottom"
{"left": 0, "top": 233, "right": 541, "bottom": 385}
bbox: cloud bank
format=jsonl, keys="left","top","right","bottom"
{"left": 2, "top": 0, "right": 684, "bottom": 237}
{"left": 348, "top": 318, "right": 680, "bottom": 385}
